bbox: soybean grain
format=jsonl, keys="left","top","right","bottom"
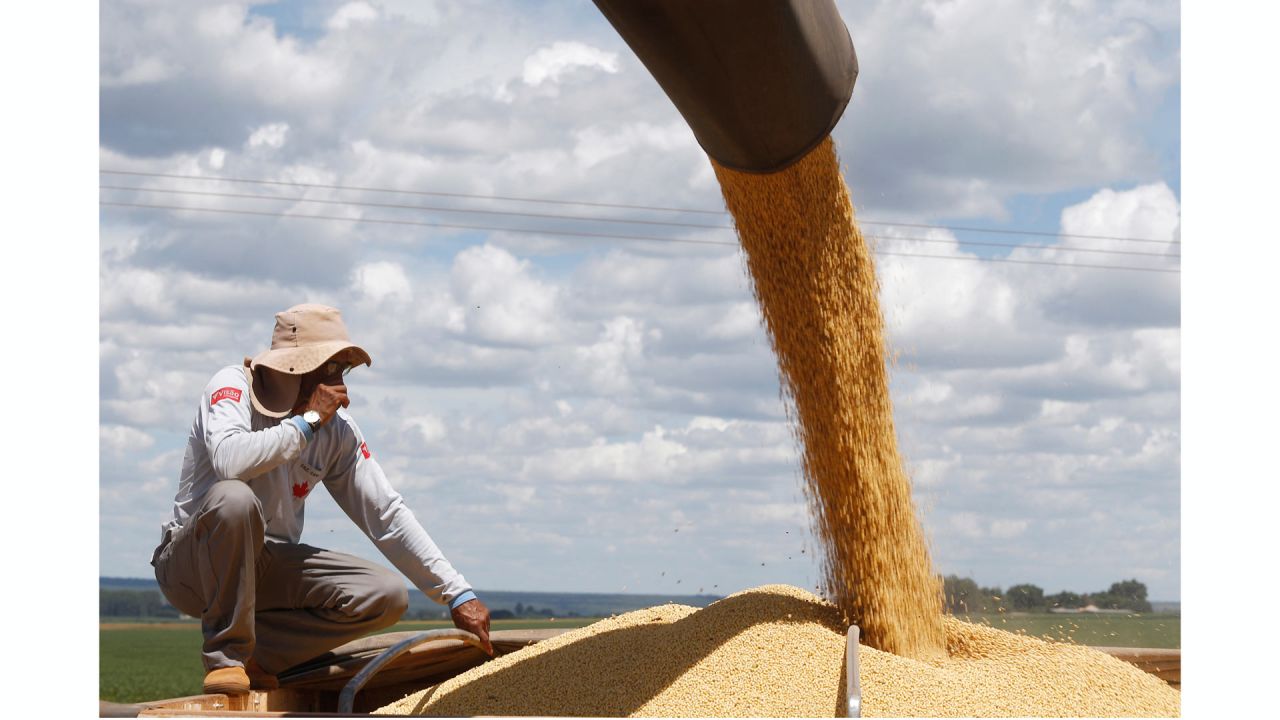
{"left": 376, "top": 585, "right": 1180, "bottom": 717}
{"left": 713, "top": 138, "right": 945, "bottom": 659}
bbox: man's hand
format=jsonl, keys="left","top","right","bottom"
{"left": 451, "top": 598, "right": 493, "bottom": 656}
{"left": 302, "top": 383, "right": 349, "bottom": 426}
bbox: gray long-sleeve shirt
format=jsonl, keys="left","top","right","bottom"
{"left": 161, "top": 365, "right": 472, "bottom": 606}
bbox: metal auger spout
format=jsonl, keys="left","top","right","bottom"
{"left": 592, "top": 0, "right": 858, "bottom": 174}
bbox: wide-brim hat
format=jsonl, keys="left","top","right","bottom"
{"left": 243, "top": 304, "right": 372, "bottom": 418}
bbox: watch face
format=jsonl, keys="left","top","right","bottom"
{"left": 303, "top": 411, "right": 321, "bottom": 424}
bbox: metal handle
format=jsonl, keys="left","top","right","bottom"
{"left": 337, "top": 628, "right": 486, "bottom": 714}
{"left": 845, "top": 625, "right": 862, "bottom": 718}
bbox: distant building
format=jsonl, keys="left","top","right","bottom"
{"left": 1048, "top": 604, "right": 1134, "bottom": 615}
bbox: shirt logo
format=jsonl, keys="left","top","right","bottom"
{"left": 210, "top": 387, "right": 243, "bottom": 405}
{"left": 292, "top": 481, "right": 310, "bottom": 499}
{"left": 360, "top": 441, "right": 371, "bottom": 459}
{"left": 300, "top": 461, "right": 323, "bottom": 479}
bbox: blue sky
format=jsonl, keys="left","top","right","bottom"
{"left": 99, "top": 0, "right": 1181, "bottom": 601}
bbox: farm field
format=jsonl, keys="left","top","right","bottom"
{"left": 956, "top": 612, "right": 1181, "bottom": 649}
{"left": 100, "top": 617, "right": 600, "bottom": 704}
{"left": 100, "top": 613, "right": 1180, "bottom": 704}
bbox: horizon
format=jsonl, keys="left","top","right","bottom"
{"left": 97, "top": 575, "right": 1180, "bottom": 604}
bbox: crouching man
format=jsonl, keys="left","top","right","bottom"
{"left": 151, "top": 303, "right": 491, "bottom": 695}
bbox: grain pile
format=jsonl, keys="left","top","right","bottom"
{"left": 712, "top": 137, "right": 945, "bottom": 659}
{"left": 375, "top": 585, "right": 1179, "bottom": 717}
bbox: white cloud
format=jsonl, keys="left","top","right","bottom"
{"left": 102, "top": 354, "right": 210, "bottom": 429}
{"left": 907, "top": 457, "right": 955, "bottom": 490}
{"left": 834, "top": 0, "right": 1178, "bottom": 216}
{"left": 450, "top": 244, "right": 560, "bottom": 346}
{"left": 199, "top": 5, "right": 344, "bottom": 105}
{"left": 740, "top": 502, "right": 806, "bottom": 525}
{"left": 574, "top": 250, "right": 747, "bottom": 311}
{"left": 100, "top": 264, "right": 302, "bottom": 323}
{"left": 571, "top": 317, "right": 646, "bottom": 395}
{"left": 950, "top": 512, "right": 986, "bottom": 540}
{"left": 990, "top": 519, "right": 1029, "bottom": 539}
{"left": 1011, "top": 184, "right": 1181, "bottom": 329}
{"left": 522, "top": 41, "right": 618, "bottom": 86}
{"left": 328, "top": 1, "right": 379, "bottom": 31}
{"left": 705, "top": 302, "right": 761, "bottom": 342}
{"left": 403, "top": 414, "right": 447, "bottom": 444}
{"left": 100, "top": 425, "right": 156, "bottom": 457}
{"left": 247, "top": 122, "right": 290, "bottom": 150}
{"left": 101, "top": 267, "right": 168, "bottom": 318}
{"left": 1060, "top": 182, "right": 1181, "bottom": 243}
{"left": 880, "top": 229, "right": 1056, "bottom": 369}
{"left": 352, "top": 261, "right": 413, "bottom": 305}
{"left": 572, "top": 122, "right": 696, "bottom": 168}
{"left": 100, "top": 55, "right": 180, "bottom": 87}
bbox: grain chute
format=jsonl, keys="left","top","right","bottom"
{"left": 591, "top": 0, "right": 858, "bottom": 173}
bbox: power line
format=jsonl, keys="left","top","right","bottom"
{"left": 99, "top": 185, "right": 1179, "bottom": 259}
{"left": 855, "top": 219, "right": 1178, "bottom": 246}
{"left": 99, "top": 169, "right": 1180, "bottom": 246}
{"left": 99, "top": 201, "right": 740, "bottom": 248}
{"left": 872, "top": 235, "right": 1176, "bottom": 260}
{"left": 99, "top": 200, "right": 1181, "bottom": 274}
{"left": 98, "top": 185, "right": 728, "bottom": 230}
{"left": 100, "top": 169, "right": 726, "bottom": 216}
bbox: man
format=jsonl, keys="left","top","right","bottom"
{"left": 151, "top": 303, "right": 491, "bottom": 695}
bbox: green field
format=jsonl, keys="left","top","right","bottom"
{"left": 100, "top": 613, "right": 1179, "bottom": 704}
{"left": 956, "top": 612, "right": 1180, "bottom": 649}
{"left": 100, "top": 618, "right": 599, "bottom": 704}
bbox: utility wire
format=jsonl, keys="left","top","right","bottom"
{"left": 100, "top": 169, "right": 726, "bottom": 216}
{"left": 99, "top": 185, "right": 1180, "bottom": 259}
{"left": 856, "top": 218, "right": 1179, "bottom": 246}
{"left": 98, "top": 185, "right": 728, "bottom": 230}
{"left": 100, "top": 201, "right": 739, "bottom": 248}
{"left": 99, "top": 200, "right": 1181, "bottom": 274}
{"left": 99, "top": 169, "right": 1180, "bottom": 246}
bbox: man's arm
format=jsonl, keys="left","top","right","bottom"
{"left": 203, "top": 367, "right": 309, "bottom": 480}
{"left": 323, "top": 413, "right": 492, "bottom": 654}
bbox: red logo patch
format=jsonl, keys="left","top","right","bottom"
{"left": 210, "top": 387, "right": 242, "bottom": 406}
{"left": 360, "top": 442, "right": 371, "bottom": 459}
{"left": 292, "top": 481, "right": 309, "bottom": 499}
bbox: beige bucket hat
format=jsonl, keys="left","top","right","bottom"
{"left": 241, "top": 304, "right": 372, "bottom": 418}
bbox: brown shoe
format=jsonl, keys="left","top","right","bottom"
{"left": 203, "top": 666, "right": 250, "bottom": 695}
{"left": 246, "top": 658, "right": 279, "bottom": 690}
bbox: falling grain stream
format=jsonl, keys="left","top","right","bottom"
{"left": 713, "top": 137, "right": 944, "bottom": 660}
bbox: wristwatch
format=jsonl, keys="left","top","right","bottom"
{"left": 302, "top": 410, "right": 322, "bottom": 433}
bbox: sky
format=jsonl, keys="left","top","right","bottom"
{"left": 98, "top": 0, "right": 1182, "bottom": 601}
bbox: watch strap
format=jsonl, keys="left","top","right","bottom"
{"left": 289, "top": 414, "right": 315, "bottom": 443}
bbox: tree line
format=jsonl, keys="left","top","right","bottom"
{"left": 943, "top": 576, "right": 1153, "bottom": 614}
{"left": 101, "top": 589, "right": 586, "bottom": 621}
{"left": 100, "top": 578, "right": 1156, "bottom": 619}
{"left": 101, "top": 589, "right": 181, "bottom": 618}
{"left": 401, "top": 602, "right": 571, "bottom": 621}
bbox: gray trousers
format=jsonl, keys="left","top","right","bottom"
{"left": 151, "top": 480, "right": 409, "bottom": 674}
